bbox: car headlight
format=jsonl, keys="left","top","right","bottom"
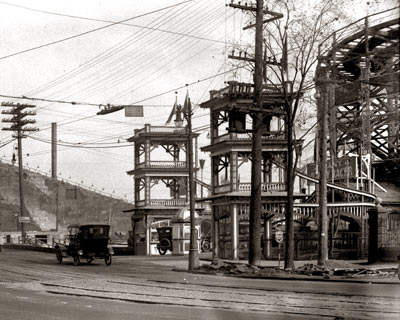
{"left": 78, "top": 250, "right": 83, "bottom": 255}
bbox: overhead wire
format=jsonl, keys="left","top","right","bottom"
{"left": 26, "top": 6, "right": 180, "bottom": 96}
{"left": 0, "top": 3, "right": 243, "bottom": 147}
{"left": 34, "top": 65, "right": 248, "bottom": 134}
{"left": 29, "top": 135, "right": 132, "bottom": 149}
{"left": 23, "top": 4, "right": 214, "bottom": 139}
{"left": 105, "top": 11, "right": 230, "bottom": 105}
{"left": 0, "top": 65, "right": 241, "bottom": 148}
{"left": 0, "top": 1, "right": 226, "bottom": 47}
{"left": 61, "top": 3, "right": 225, "bottom": 103}
{"left": 0, "top": 0, "right": 195, "bottom": 61}
{"left": 0, "top": 2, "right": 231, "bottom": 142}
{"left": 104, "top": 6, "right": 228, "bottom": 103}
{"left": 0, "top": 93, "right": 126, "bottom": 107}
{"left": 30, "top": 1, "right": 195, "bottom": 102}
{"left": 0, "top": 8, "right": 181, "bottom": 142}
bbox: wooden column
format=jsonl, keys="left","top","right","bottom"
{"left": 231, "top": 204, "right": 239, "bottom": 260}
{"left": 212, "top": 207, "right": 219, "bottom": 260}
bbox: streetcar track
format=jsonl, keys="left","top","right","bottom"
{"left": 42, "top": 286, "right": 397, "bottom": 319}
{"left": 36, "top": 279, "right": 400, "bottom": 316}
{"left": 105, "top": 278, "right": 398, "bottom": 306}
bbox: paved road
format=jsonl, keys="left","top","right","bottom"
{"left": 0, "top": 249, "right": 399, "bottom": 319}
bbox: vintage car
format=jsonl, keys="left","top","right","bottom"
{"left": 55, "top": 223, "right": 114, "bottom": 266}
{"left": 156, "top": 227, "right": 173, "bottom": 255}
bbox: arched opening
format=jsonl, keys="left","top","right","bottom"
{"left": 329, "top": 214, "right": 363, "bottom": 259}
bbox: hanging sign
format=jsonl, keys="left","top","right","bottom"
{"left": 125, "top": 105, "right": 144, "bottom": 117}
{"left": 275, "top": 231, "right": 284, "bottom": 243}
{"left": 18, "top": 216, "right": 30, "bottom": 223}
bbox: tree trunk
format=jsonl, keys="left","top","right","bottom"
{"left": 284, "top": 108, "right": 295, "bottom": 270}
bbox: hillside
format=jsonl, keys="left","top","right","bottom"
{"left": 0, "top": 161, "right": 133, "bottom": 239}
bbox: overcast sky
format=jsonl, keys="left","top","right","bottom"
{"left": 0, "top": 0, "right": 396, "bottom": 202}
{"left": 0, "top": 0, "right": 240, "bottom": 202}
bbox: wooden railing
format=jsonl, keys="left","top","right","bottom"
{"left": 238, "top": 182, "right": 286, "bottom": 192}
{"left": 135, "top": 125, "right": 187, "bottom": 135}
{"left": 148, "top": 199, "right": 188, "bottom": 207}
{"left": 213, "top": 131, "right": 285, "bottom": 144}
{"left": 293, "top": 202, "right": 375, "bottom": 219}
{"left": 214, "top": 184, "right": 231, "bottom": 194}
{"left": 209, "top": 81, "right": 288, "bottom": 100}
{"left": 214, "top": 182, "right": 287, "bottom": 194}
{"left": 136, "top": 200, "right": 146, "bottom": 207}
{"left": 135, "top": 161, "right": 186, "bottom": 169}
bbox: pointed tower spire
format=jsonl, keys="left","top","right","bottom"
{"left": 165, "top": 92, "right": 178, "bottom": 125}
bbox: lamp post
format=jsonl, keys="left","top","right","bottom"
{"left": 183, "top": 93, "right": 199, "bottom": 270}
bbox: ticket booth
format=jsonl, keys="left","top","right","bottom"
{"left": 172, "top": 208, "right": 201, "bottom": 255}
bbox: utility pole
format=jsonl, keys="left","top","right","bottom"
{"left": 316, "top": 70, "right": 329, "bottom": 265}
{"left": 51, "top": 122, "right": 57, "bottom": 178}
{"left": 1, "top": 102, "right": 38, "bottom": 242}
{"left": 229, "top": 0, "right": 282, "bottom": 266}
{"left": 184, "top": 93, "right": 199, "bottom": 270}
{"left": 51, "top": 122, "right": 59, "bottom": 231}
{"left": 249, "top": 0, "right": 264, "bottom": 266}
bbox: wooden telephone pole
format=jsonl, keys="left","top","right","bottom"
{"left": 1, "top": 102, "right": 38, "bottom": 242}
{"left": 229, "top": 0, "right": 282, "bottom": 266}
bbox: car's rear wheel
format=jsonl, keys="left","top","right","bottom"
{"left": 73, "top": 255, "right": 80, "bottom": 266}
{"left": 158, "top": 238, "right": 171, "bottom": 255}
{"left": 56, "top": 249, "right": 63, "bottom": 264}
{"left": 201, "top": 240, "right": 211, "bottom": 252}
{"left": 398, "top": 263, "right": 400, "bottom": 281}
{"left": 105, "top": 254, "right": 112, "bottom": 266}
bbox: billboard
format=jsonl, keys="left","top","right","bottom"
{"left": 306, "top": 156, "right": 357, "bottom": 181}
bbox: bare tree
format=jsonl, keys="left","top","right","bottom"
{"left": 228, "top": 0, "right": 388, "bottom": 269}
{"left": 259, "top": 0, "right": 351, "bottom": 270}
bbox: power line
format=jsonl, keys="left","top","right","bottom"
{"left": 52, "top": 3, "right": 226, "bottom": 104}
{"left": 27, "top": 1, "right": 195, "bottom": 99}
{"left": 0, "top": 0, "right": 195, "bottom": 61}
{"left": 105, "top": 8, "right": 230, "bottom": 102}
{"left": 0, "top": 0, "right": 227, "bottom": 47}
{"left": 16, "top": 2, "right": 217, "bottom": 123}
{"left": 29, "top": 135, "right": 132, "bottom": 149}
{"left": 0, "top": 93, "right": 123, "bottom": 107}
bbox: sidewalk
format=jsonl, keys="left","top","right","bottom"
{"left": 143, "top": 253, "right": 400, "bottom": 284}
{"left": 2, "top": 245, "right": 399, "bottom": 284}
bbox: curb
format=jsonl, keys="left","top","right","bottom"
{"left": 173, "top": 258, "right": 400, "bottom": 285}
{"left": 2, "top": 244, "right": 55, "bottom": 253}
{"left": 172, "top": 267, "right": 400, "bottom": 284}
{"left": 1, "top": 244, "right": 133, "bottom": 256}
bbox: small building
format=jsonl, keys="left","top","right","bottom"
{"left": 200, "top": 81, "right": 306, "bottom": 260}
{"left": 126, "top": 98, "right": 210, "bottom": 255}
{"left": 200, "top": 81, "right": 377, "bottom": 261}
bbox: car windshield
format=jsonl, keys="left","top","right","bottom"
{"left": 68, "top": 227, "right": 79, "bottom": 235}
{"left": 80, "top": 225, "right": 109, "bottom": 238}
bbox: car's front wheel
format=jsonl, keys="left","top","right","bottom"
{"left": 56, "top": 249, "right": 63, "bottom": 264}
{"left": 73, "top": 255, "right": 80, "bottom": 266}
{"left": 105, "top": 254, "right": 112, "bottom": 266}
